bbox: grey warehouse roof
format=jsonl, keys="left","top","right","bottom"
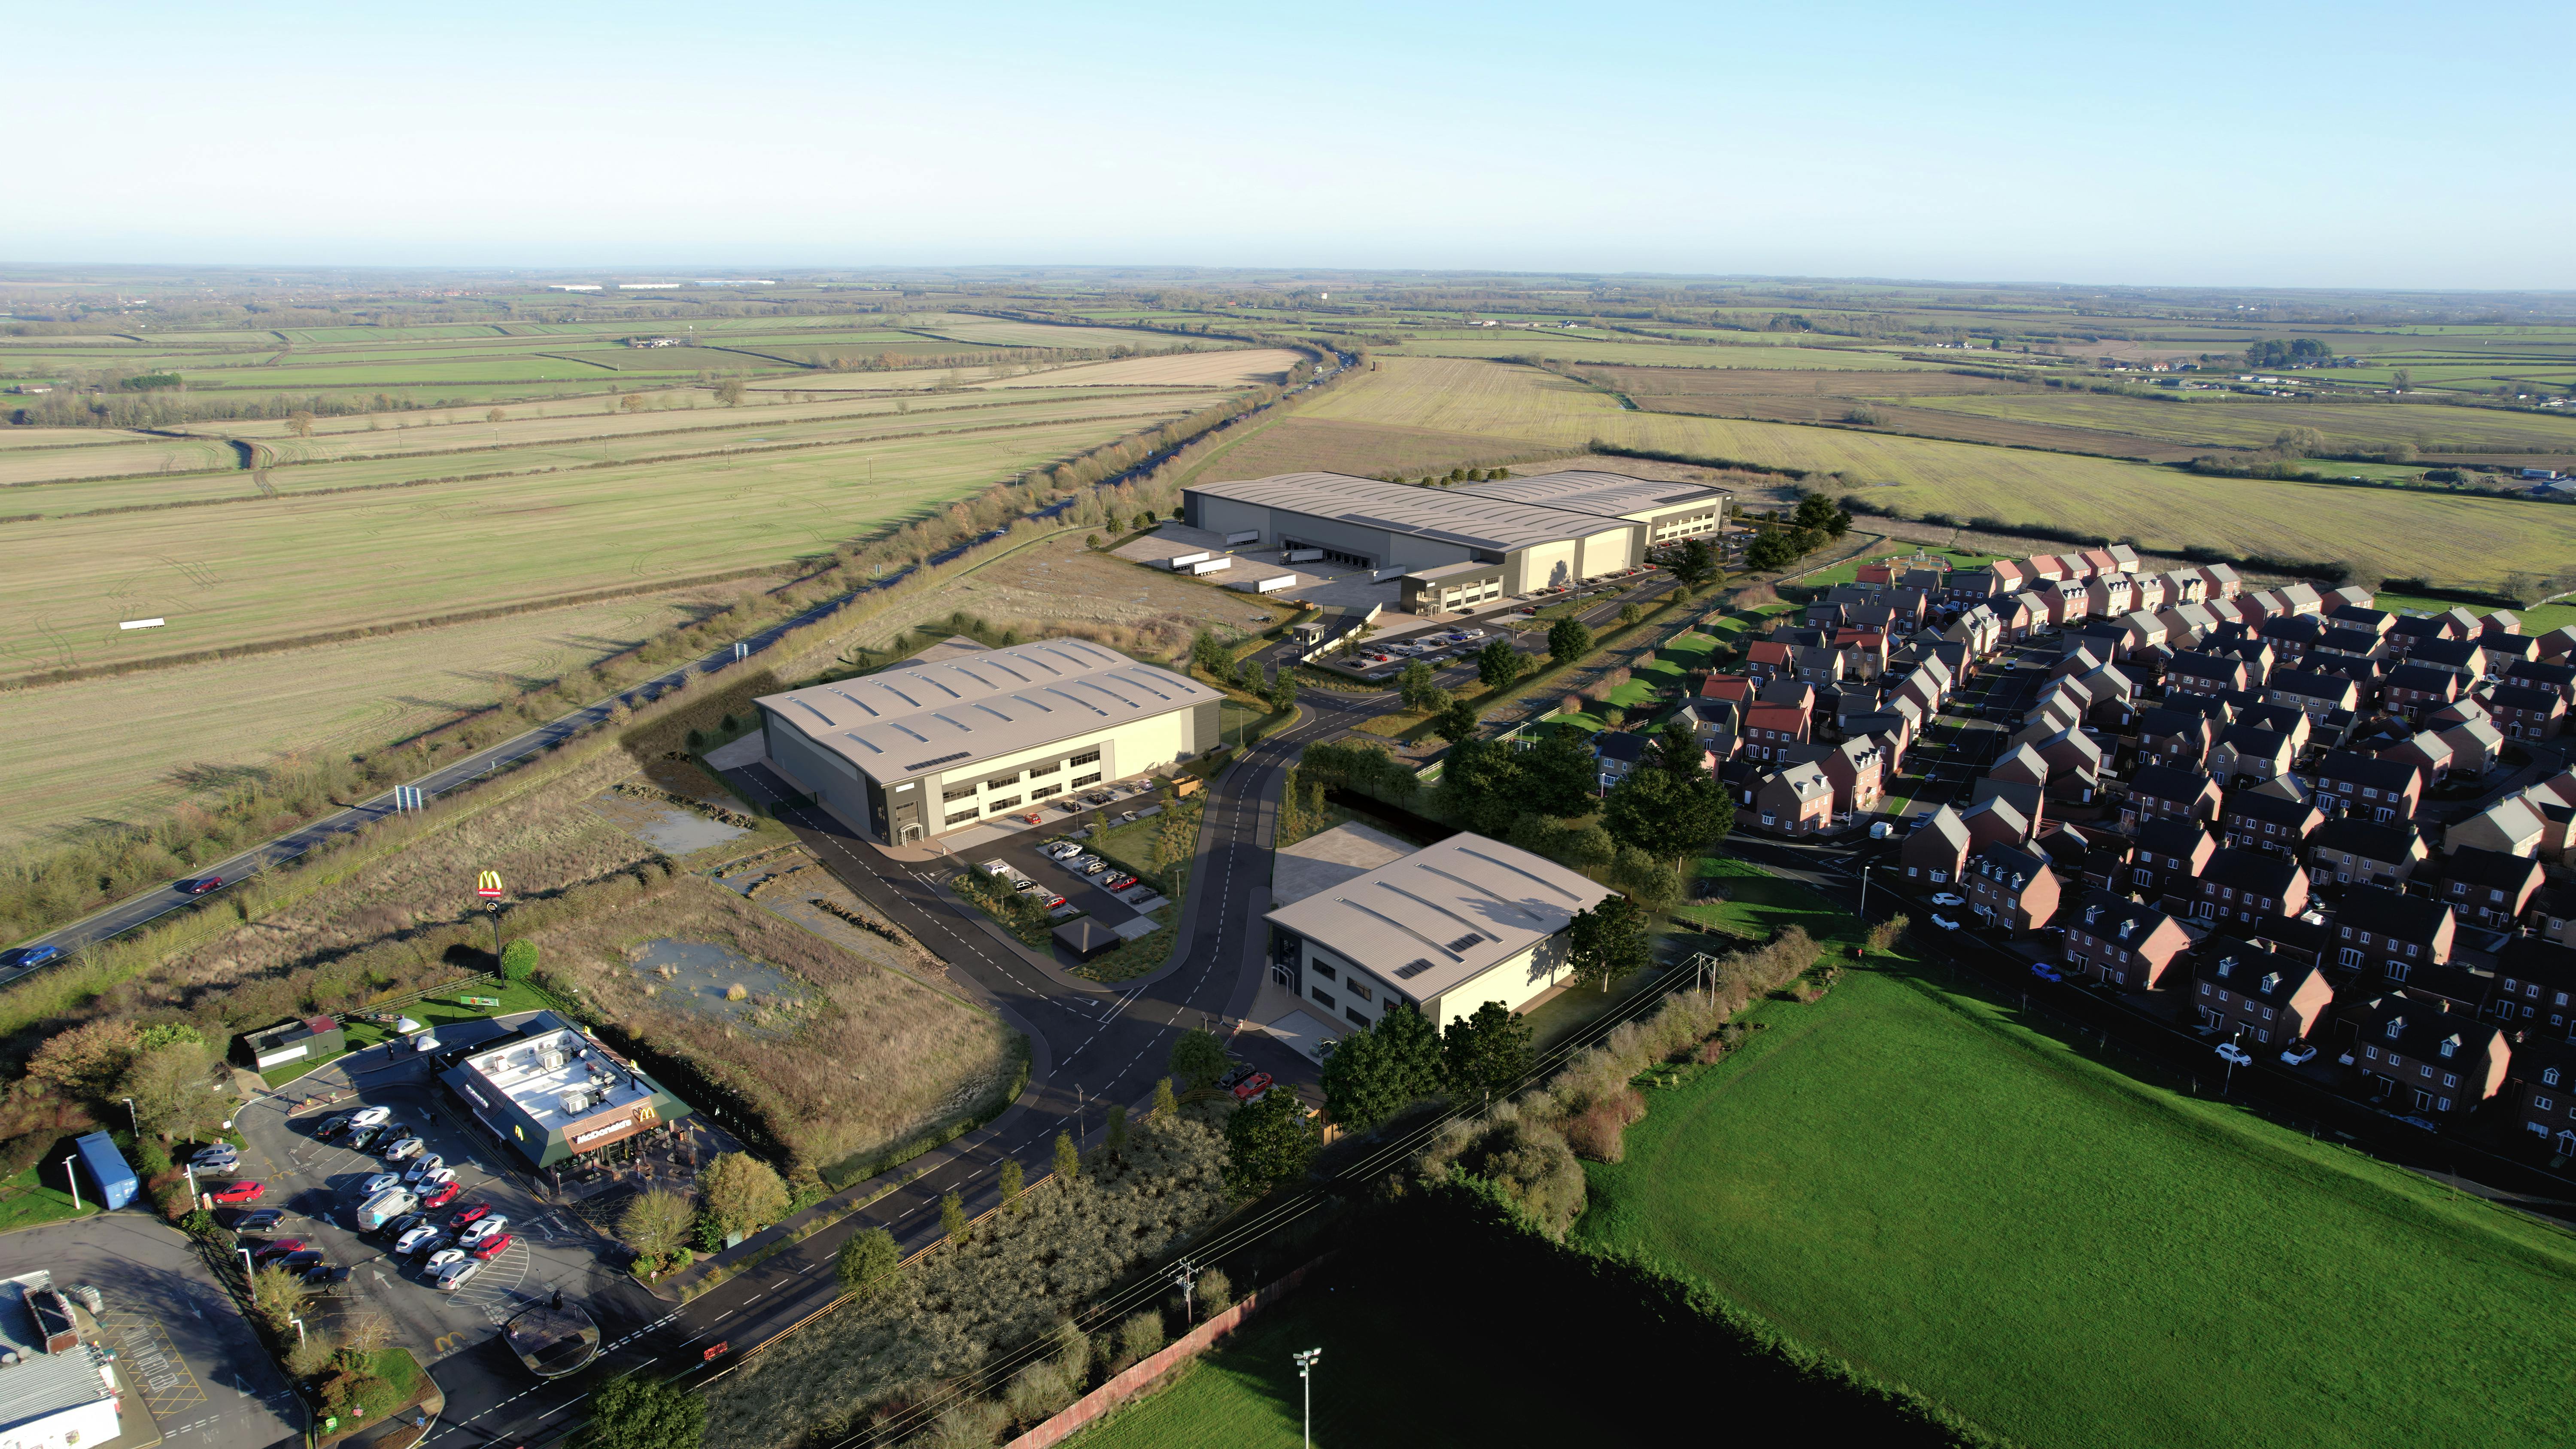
{"left": 1188, "top": 472, "right": 1635, "bottom": 553}
{"left": 0, "top": 1276, "right": 113, "bottom": 1432}
{"left": 1449, "top": 469, "right": 1730, "bottom": 517}
{"left": 758, "top": 638, "right": 1212, "bottom": 784}
{"left": 1265, "top": 832, "right": 1612, "bottom": 1005}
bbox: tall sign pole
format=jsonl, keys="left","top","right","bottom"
{"left": 477, "top": 870, "right": 505, "bottom": 962}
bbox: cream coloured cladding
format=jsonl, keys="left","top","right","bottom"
{"left": 925, "top": 709, "right": 1200, "bottom": 826}
{"left": 1294, "top": 934, "right": 1568, "bottom": 1034}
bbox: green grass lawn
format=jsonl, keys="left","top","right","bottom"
{"left": 1678, "top": 855, "right": 1853, "bottom": 942}
{"left": 2375, "top": 591, "right": 2576, "bottom": 636}
{"left": 267, "top": 978, "right": 567, "bottom": 1085}
{"left": 1575, "top": 964, "right": 2576, "bottom": 1449}
{"left": 1069, "top": 1270, "right": 1597, "bottom": 1448}
{"left": 0, "top": 1161, "right": 99, "bottom": 1233}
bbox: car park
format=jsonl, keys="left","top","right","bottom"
{"left": 1929, "top": 892, "right": 1966, "bottom": 907}
{"left": 1038, "top": 893, "right": 1067, "bottom": 909}
{"left": 2215, "top": 1043, "right": 2254, "bottom": 1066}
{"left": 2279, "top": 1043, "right": 2319, "bottom": 1066}
{"left": 211, "top": 1180, "right": 264, "bottom": 1204}
{"left": 350, "top": 1106, "right": 392, "bottom": 1127}
{"left": 1078, "top": 857, "right": 1107, "bottom": 874}
{"left": 980, "top": 860, "right": 1011, "bottom": 877}
{"left": 417, "top": 1172, "right": 458, "bottom": 1196}
{"left": 0, "top": 945, "right": 64, "bottom": 972}
{"left": 1106, "top": 873, "right": 1137, "bottom": 891}
{"left": 301, "top": 1264, "right": 347, "bottom": 1286}
{"left": 191, "top": 1145, "right": 241, "bottom": 1170}
{"left": 393, "top": 1225, "right": 441, "bottom": 1255}
{"left": 380, "top": 1212, "right": 425, "bottom": 1239}
{"left": 469, "top": 1231, "right": 514, "bottom": 1261}
{"left": 223, "top": 1208, "right": 284, "bottom": 1231}
{"left": 434, "top": 1259, "right": 483, "bottom": 1291}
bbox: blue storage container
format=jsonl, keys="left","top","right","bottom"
{"left": 72, "top": 1131, "right": 137, "bottom": 1210}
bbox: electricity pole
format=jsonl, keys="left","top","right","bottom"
{"left": 1173, "top": 1258, "right": 1198, "bottom": 1324}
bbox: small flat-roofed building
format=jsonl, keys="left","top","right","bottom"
{"left": 236, "top": 1015, "right": 345, "bottom": 1072}
{"left": 756, "top": 638, "right": 1220, "bottom": 845}
{"left": 1399, "top": 560, "right": 1508, "bottom": 616}
{"left": 1264, "top": 832, "right": 1613, "bottom": 1033}
{"left": 442, "top": 1020, "right": 692, "bottom": 1168}
{"left": 0, "top": 1273, "right": 123, "bottom": 1449}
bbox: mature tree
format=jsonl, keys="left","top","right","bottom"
{"left": 1395, "top": 658, "right": 1438, "bottom": 711}
{"left": 1567, "top": 896, "right": 1652, "bottom": 992}
{"left": 1431, "top": 698, "right": 1481, "bottom": 744}
{"left": 1744, "top": 530, "right": 1798, "bottom": 572}
{"left": 287, "top": 410, "right": 315, "bottom": 437}
{"left": 1649, "top": 717, "right": 1706, "bottom": 781}
{"left": 697, "top": 1153, "right": 790, "bottom": 1242}
{"left": 1189, "top": 629, "right": 1230, "bottom": 679}
{"left": 485, "top": 407, "right": 506, "bottom": 424}
{"left": 1221, "top": 1088, "right": 1320, "bottom": 1201}
{"left": 1547, "top": 617, "right": 1594, "bottom": 667}
{"left": 1558, "top": 819, "right": 1618, "bottom": 869}
{"left": 714, "top": 376, "right": 747, "bottom": 406}
{"left": 499, "top": 939, "right": 538, "bottom": 981}
{"left": 1169, "top": 1029, "right": 1230, "bottom": 1092}
{"left": 1476, "top": 638, "right": 1525, "bottom": 689}
{"left": 1318, "top": 1006, "right": 1443, "bottom": 1131}
{"left": 1437, "top": 737, "right": 1524, "bottom": 835}
{"left": 247, "top": 1265, "right": 309, "bottom": 1334}
{"left": 1605, "top": 845, "right": 1685, "bottom": 912}
{"left": 1601, "top": 764, "right": 1733, "bottom": 862}
{"left": 1618, "top": 601, "right": 1643, "bottom": 627}
{"left": 1152, "top": 1076, "right": 1177, "bottom": 1117}
{"left": 617, "top": 1189, "right": 696, "bottom": 1270}
{"left": 1442, "top": 1002, "right": 1533, "bottom": 1107}
{"left": 28, "top": 1020, "right": 140, "bottom": 1102}
{"left": 1673, "top": 538, "right": 1719, "bottom": 588}
{"left": 939, "top": 1190, "right": 969, "bottom": 1243}
{"left": 122, "top": 1041, "right": 218, "bottom": 1140}
{"left": 834, "top": 1227, "right": 900, "bottom": 1300}
{"left": 1053, "top": 1130, "right": 1080, "bottom": 1185}
{"left": 1517, "top": 728, "right": 1599, "bottom": 818}
{"left": 1266, "top": 667, "right": 1300, "bottom": 715}
{"left": 1104, "top": 1103, "right": 1128, "bottom": 1159}
{"left": 584, "top": 1372, "right": 706, "bottom": 1449}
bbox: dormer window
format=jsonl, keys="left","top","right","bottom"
{"left": 2547, "top": 1067, "right": 2564, "bottom": 1088}
{"left": 2438, "top": 1039, "right": 2457, "bottom": 1059}
{"left": 2260, "top": 971, "right": 2280, "bottom": 994}
{"left": 2216, "top": 955, "right": 2236, "bottom": 978}
{"left": 2384, "top": 1020, "right": 2403, "bottom": 1040}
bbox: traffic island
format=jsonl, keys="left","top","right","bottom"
{"left": 313, "top": 1349, "right": 442, "bottom": 1449}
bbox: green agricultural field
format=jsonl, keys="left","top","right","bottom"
{"left": 0, "top": 407, "right": 1190, "bottom": 677}
{"left": 1576, "top": 965, "right": 2576, "bottom": 1449}
{"left": 1905, "top": 391, "right": 2576, "bottom": 454}
{"left": 1382, "top": 335, "right": 1935, "bottom": 370}
{"left": 1292, "top": 357, "right": 2576, "bottom": 588}
{"left": 1066, "top": 1269, "right": 1597, "bottom": 1449}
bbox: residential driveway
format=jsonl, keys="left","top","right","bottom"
{"left": 233, "top": 1056, "right": 659, "bottom": 1371}
{"left": 0, "top": 1214, "right": 303, "bottom": 1449}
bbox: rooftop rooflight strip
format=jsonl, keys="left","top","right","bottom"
{"left": 1373, "top": 880, "right": 1494, "bottom": 942}
{"left": 1412, "top": 863, "right": 1549, "bottom": 926}
{"left": 1453, "top": 845, "right": 1587, "bottom": 901}
{"left": 1331, "top": 895, "right": 1464, "bottom": 961}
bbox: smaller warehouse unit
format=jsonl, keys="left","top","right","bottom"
{"left": 756, "top": 638, "right": 1220, "bottom": 846}
{"left": 441, "top": 1020, "right": 691, "bottom": 1168}
{"left": 0, "top": 1273, "right": 125, "bottom": 1449}
{"left": 1265, "top": 830, "right": 1613, "bottom": 1032}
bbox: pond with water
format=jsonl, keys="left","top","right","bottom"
{"left": 628, "top": 939, "right": 810, "bottom": 1035}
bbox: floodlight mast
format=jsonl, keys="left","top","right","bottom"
{"left": 1293, "top": 1347, "right": 1322, "bottom": 1449}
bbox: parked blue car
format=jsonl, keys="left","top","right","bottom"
{"left": 2030, "top": 963, "right": 2064, "bottom": 984}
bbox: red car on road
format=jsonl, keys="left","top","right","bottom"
{"left": 210, "top": 1180, "right": 264, "bottom": 1204}
{"left": 1230, "top": 1072, "right": 1274, "bottom": 1103}
{"left": 250, "top": 1237, "right": 309, "bottom": 1261}
{"left": 419, "top": 1181, "right": 460, "bottom": 1210}
{"left": 468, "top": 1232, "right": 514, "bottom": 1261}
{"left": 177, "top": 876, "right": 224, "bottom": 896}
{"left": 447, "top": 1203, "right": 491, "bottom": 1230}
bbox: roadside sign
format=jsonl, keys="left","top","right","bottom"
{"left": 476, "top": 870, "right": 503, "bottom": 900}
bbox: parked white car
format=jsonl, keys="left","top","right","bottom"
{"left": 349, "top": 1106, "right": 392, "bottom": 1127}
{"left": 382, "top": 1137, "right": 425, "bottom": 1162}
{"left": 459, "top": 1216, "right": 510, "bottom": 1247}
{"left": 2215, "top": 1043, "right": 2254, "bottom": 1066}
{"left": 358, "top": 1173, "right": 401, "bottom": 1197}
{"left": 2279, "top": 1043, "right": 2319, "bottom": 1066}
{"left": 424, "top": 1248, "right": 467, "bottom": 1272}
{"left": 393, "top": 1226, "right": 441, "bottom": 1255}
{"left": 1929, "top": 892, "right": 1966, "bottom": 907}
{"left": 434, "top": 1259, "right": 483, "bottom": 1291}
{"left": 1929, "top": 914, "right": 1961, "bottom": 930}
{"left": 403, "top": 1155, "right": 445, "bottom": 1184}
{"left": 980, "top": 859, "right": 1011, "bottom": 877}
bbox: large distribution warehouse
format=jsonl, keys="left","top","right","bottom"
{"left": 1181, "top": 469, "right": 1728, "bottom": 597}
{"left": 756, "top": 638, "right": 1220, "bottom": 845}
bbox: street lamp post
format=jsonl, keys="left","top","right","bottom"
{"left": 1293, "top": 1348, "right": 1322, "bottom": 1449}
{"left": 238, "top": 1247, "right": 255, "bottom": 1280}
{"left": 122, "top": 1097, "right": 138, "bottom": 1130}
{"left": 290, "top": 1316, "right": 305, "bottom": 1346}
{"left": 60, "top": 1157, "right": 79, "bottom": 1212}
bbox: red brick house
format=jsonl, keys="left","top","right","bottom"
{"left": 2306, "top": 819, "right": 2428, "bottom": 889}
{"left": 2490, "top": 938, "right": 2575, "bottom": 1042}
{"left": 2436, "top": 847, "right": 2546, "bottom": 930}
{"left": 2120, "top": 764, "right": 2222, "bottom": 833}
{"left": 1900, "top": 804, "right": 1972, "bottom": 885}
{"left": 2382, "top": 663, "right": 2459, "bottom": 724}
{"left": 2209, "top": 724, "right": 2297, "bottom": 785}
{"left": 2136, "top": 707, "right": 2218, "bottom": 769}
{"left": 2166, "top": 650, "right": 2251, "bottom": 697}
{"left": 2183, "top": 847, "right": 2311, "bottom": 928}
{"left": 1964, "top": 841, "right": 2061, "bottom": 933}
{"left": 2190, "top": 939, "right": 2333, "bottom": 1045}
{"left": 1749, "top": 763, "right": 1835, "bottom": 836}
{"left": 2331, "top": 886, "right": 2455, "bottom": 981}
{"left": 2309, "top": 751, "right": 2421, "bottom": 824}
{"left": 2218, "top": 786, "right": 2324, "bottom": 857}
{"left": 1744, "top": 640, "right": 1792, "bottom": 684}
{"left": 2508, "top": 1036, "right": 2576, "bottom": 1157}
{"left": 1961, "top": 795, "right": 2033, "bottom": 849}
{"left": 1699, "top": 672, "right": 1756, "bottom": 704}
{"left": 2128, "top": 817, "right": 2216, "bottom": 905}
{"left": 1741, "top": 700, "right": 1811, "bottom": 762}
{"left": 2485, "top": 682, "right": 2567, "bottom": 741}
{"left": 2063, "top": 891, "right": 2194, "bottom": 989}
{"left": 1823, "top": 735, "right": 1886, "bottom": 819}
{"left": 2342, "top": 996, "right": 2508, "bottom": 1117}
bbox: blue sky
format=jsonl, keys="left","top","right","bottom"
{"left": 8, "top": 0, "right": 2567, "bottom": 288}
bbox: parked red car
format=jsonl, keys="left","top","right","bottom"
{"left": 468, "top": 1232, "right": 514, "bottom": 1261}
{"left": 419, "top": 1182, "right": 460, "bottom": 1210}
{"left": 250, "top": 1237, "right": 309, "bottom": 1261}
{"left": 1230, "top": 1072, "right": 1274, "bottom": 1103}
{"left": 210, "top": 1179, "right": 264, "bottom": 1204}
{"left": 447, "top": 1202, "right": 491, "bottom": 1229}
